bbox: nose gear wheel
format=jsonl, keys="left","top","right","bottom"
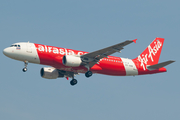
{"left": 23, "top": 67, "right": 27, "bottom": 72}
{"left": 22, "top": 61, "right": 28, "bottom": 72}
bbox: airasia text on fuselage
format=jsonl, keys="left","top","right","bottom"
{"left": 36, "top": 45, "right": 87, "bottom": 56}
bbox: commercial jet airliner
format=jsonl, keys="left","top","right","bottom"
{"left": 3, "top": 38, "right": 175, "bottom": 86}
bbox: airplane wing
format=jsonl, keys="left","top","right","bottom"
{"left": 81, "top": 39, "right": 137, "bottom": 68}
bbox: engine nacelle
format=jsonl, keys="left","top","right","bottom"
{"left": 62, "top": 55, "right": 82, "bottom": 67}
{"left": 40, "top": 67, "right": 63, "bottom": 79}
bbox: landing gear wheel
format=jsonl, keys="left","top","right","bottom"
{"left": 85, "top": 71, "right": 93, "bottom": 78}
{"left": 23, "top": 67, "right": 27, "bottom": 72}
{"left": 70, "top": 79, "right": 78, "bottom": 86}
{"left": 23, "top": 61, "right": 28, "bottom": 72}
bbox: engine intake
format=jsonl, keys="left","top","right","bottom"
{"left": 40, "top": 67, "right": 64, "bottom": 79}
{"left": 62, "top": 55, "right": 82, "bottom": 67}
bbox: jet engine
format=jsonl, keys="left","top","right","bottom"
{"left": 62, "top": 55, "right": 82, "bottom": 67}
{"left": 40, "top": 67, "right": 64, "bottom": 79}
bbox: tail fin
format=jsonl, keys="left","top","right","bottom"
{"left": 134, "top": 37, "right": 165, "bottom": 66}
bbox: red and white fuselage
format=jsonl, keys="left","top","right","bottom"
{"left": 3, "top": 38, "right": 174, "bottom": 85}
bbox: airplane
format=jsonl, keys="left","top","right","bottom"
{"left": 3, "top": 37, "right": 175, "bottom": 86}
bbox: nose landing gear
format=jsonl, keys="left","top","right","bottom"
{"left": 23, "top": 67, "right": 27, "bottom": 72}
{"left": 22, "top": 61, "right": 28, "bottom": 72}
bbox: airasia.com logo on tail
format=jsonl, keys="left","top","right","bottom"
{"left": 137, "top": 40, "right": 162, "bottom": 70}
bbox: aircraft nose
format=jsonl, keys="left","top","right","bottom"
{"left": 3, "top": 48, "right": 11, "bottom": 57}
{"left": 3, "top": 48, "right": 7, "bottom": 55}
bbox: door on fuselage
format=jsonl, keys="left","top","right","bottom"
{"left": 26, "top": 43, "right": 32, "bottom": 53}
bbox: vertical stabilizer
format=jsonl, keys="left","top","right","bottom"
{"left": 134, "top": 38, "right": 164, "bottom": 70}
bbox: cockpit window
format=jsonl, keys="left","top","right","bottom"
{"left": 10, "top": 44, "right": 21, "bottom": 47}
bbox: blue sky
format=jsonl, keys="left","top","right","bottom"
{"left": 0, "top": 0, "right": 179, "bottom": 120}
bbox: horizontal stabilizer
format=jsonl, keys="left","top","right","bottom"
{"left": 147, "top": 60, "right": 175, "bottom": 71}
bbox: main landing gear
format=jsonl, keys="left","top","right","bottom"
{"left": 85, "top": 71, "right": 93, "bottom": 78}
{"left": 70, "top": 74, "right": 78, "bottom": 86}
{"left": 84, "top": 65, "right": 93, "bottom": 78}
{"left": 69, "top": 71, "right": 93, "bottom": 86}
{"left": 22, "top": 61, "right": 28, "bottom": 72}
{"left": 70, "top": 79, "right": 78, "bottom": 86}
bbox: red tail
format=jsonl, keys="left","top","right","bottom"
{"left": 134, "top": 38, "right": 164, "bottom": 67}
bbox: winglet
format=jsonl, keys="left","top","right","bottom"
{"left": 132, "top": 39, "right": 137, "bottom": 43}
